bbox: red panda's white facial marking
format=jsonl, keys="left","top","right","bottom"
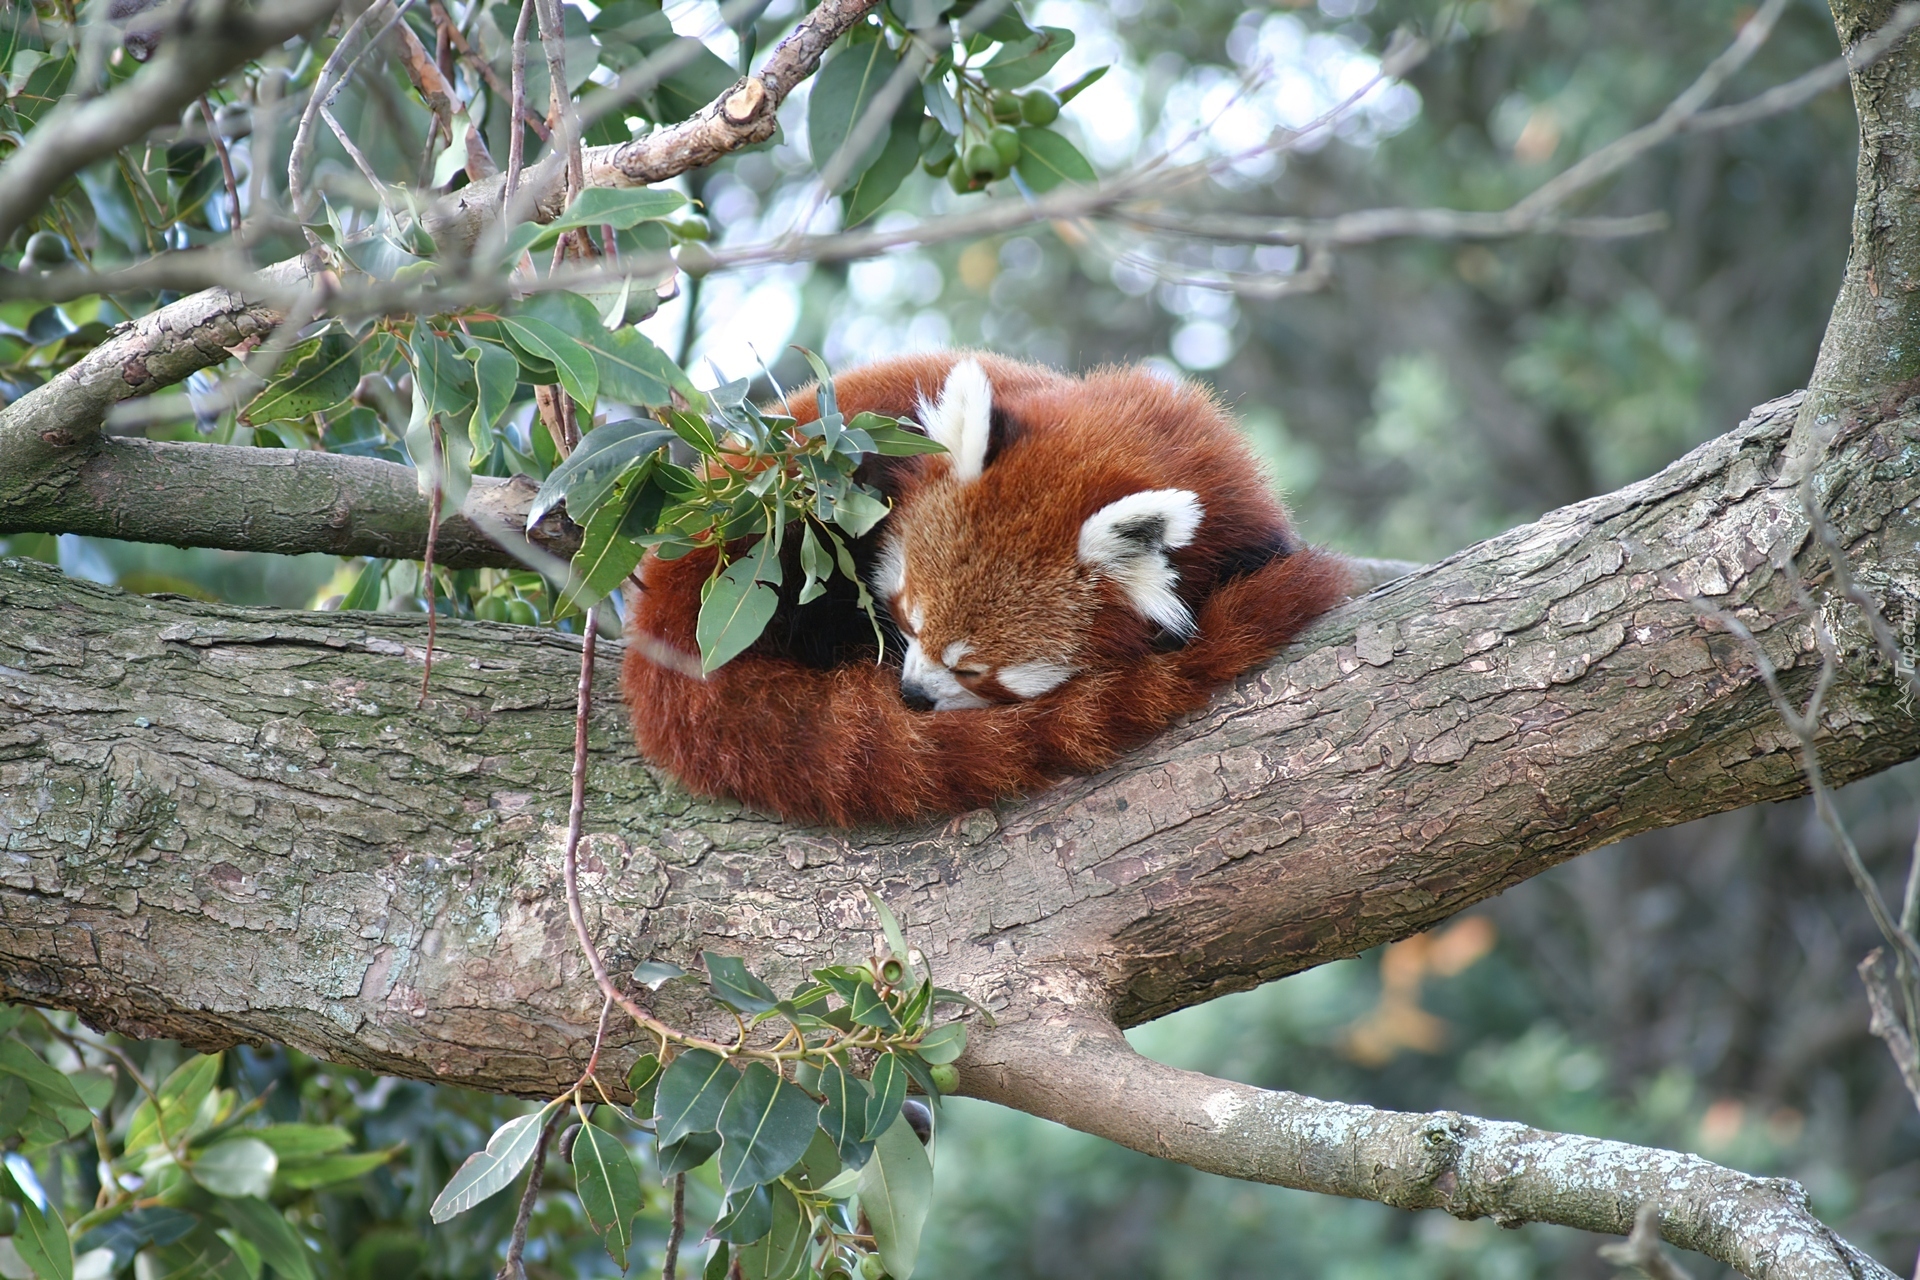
{"left": 881, "top": 360, "right": 1206, "bottom": 712}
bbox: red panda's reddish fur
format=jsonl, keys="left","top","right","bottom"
{"left": 622, "top": 352, "right": 1350, "bottom": 826}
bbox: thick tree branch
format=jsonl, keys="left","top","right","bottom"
{"left": 966, "top": 1013, "right": 1894, "bottom": 1280}
{"left": 0, "top": 0, "right": 343, "bottom": 247}
{"left": 0, "top": 437, "right": 580, "bottom": 567}
{"left": 1, "top": 387, "right": 1912, "bottom": 1276}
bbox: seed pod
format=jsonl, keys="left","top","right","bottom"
{"left": 989, "top": 90, "right": 1023, "bottom": 123}
{"left": 878, "top": 954, "right": 908, "bottom": 986}
{"left": 928, "top": 1063, "right": 959, "bottom": 1093}
{"left": 989, "top": 125, "right": 1021, "bottom": 168}
{"left": 1019, "top": 90, "right": 1060, "bottom": 126}
{"left": 964, "top": 141, "right": 1001, "bottom": 183}
{"left": 947, "top": 161, "right": 975, "bottom": 193}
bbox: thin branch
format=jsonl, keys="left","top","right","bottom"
{"left": 505, "top": 0, "right": 535, "bottom": 203}
{"left": 289, "top": 0, "right": 412, "bottom": 223}
{"left": 392, "top": 14, "right": 498, "bottom": 180}
{"left": 1598, "top": 1204, "right": 1696, "bottom": 1280}
{"left": 662, "top": 1174, "right": 687, "bottom": 1280}
{"left": 496, "top": 1106, "right": 562, "bottom": 1280}
{"left": 967, "top": 1013, "right": 1898, "bottom": 1280}
{"left": 198, "top": 96, "right": 243, "bottom": 234}
{"left": 1858, "top": 949, "right": 1920, "bottom": 1110}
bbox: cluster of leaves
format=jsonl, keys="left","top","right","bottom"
{"left": 430, "top": 896, "right": 976, "bottom": 1280}
{"left": 0, "top": 1006, "right": 393, "bottom": 1280}
{"left": 525, "top": 343, "right": 944, "bottom": 671}
{"left": 810, "top": 0, "right": 1104, "bottom": 227}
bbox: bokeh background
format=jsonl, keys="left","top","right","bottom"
{"left": 6, "top": 0, "right": 1918, "bottom": 1275}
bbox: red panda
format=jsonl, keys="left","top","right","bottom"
{"left": 622, "top": 351, "right": 1351, "bottom": 827}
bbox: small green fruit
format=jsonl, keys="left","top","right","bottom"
{"left": 860, "top": 1255, "right": 888, "bottom": 1280}
{"left": 928, "top": 1063, "right": 960, "bottom": 1093}
{"left": 948, "top": 158, "right": 978, "bottom": 193}
{"left": 675, "top": 242, "right": 716, "bottom": 276}
{"left": 989, "top": 125, "right": 1021, "bottom": 168}
{"left": 989, "top": 91, "right": 1022, "bottom": 123}
{"left": 1019, "top": 89, "right": 1061, "bottom": 126}
{"left": 922, "top": 152, "right": 953, "bottom": 177}
{"left": 23, "top": 230, "right": 71, "bottom": 268}
{"left": 476, "top": 596, "right": 511, "bottom": 623}
{"left": 671, "top": 217, "right": 710, "bottom": 242}
{"left": 964, "top": 141, "right": 1001, "bottom": 183}
{"left": 505, "top": 598, "right": 538, "bottom": 626}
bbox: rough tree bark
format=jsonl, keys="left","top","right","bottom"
{"left": 3, "top": 0, "right": 1920, "bottom": 1275}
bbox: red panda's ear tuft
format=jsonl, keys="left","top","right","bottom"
{"left": 1078, "top": 489, "right": 1205, "bottom": 636}
{"left": 919, "top": 358, "right": 993, "bottom": 482}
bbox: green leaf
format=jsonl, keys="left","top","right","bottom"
{"left": 922, "top": 75, "right": 962, "bottom": 135}
{"left": 658, "top": 1129, "right": 720, "bottom": 1177}
{"left": 703, "top": 953, "right": 779, "bottom": 1015}
{"left": 582, "top": 324, "right": 694, "bottom": 409}
{"left": 124, "top": 1052, "right": 221, "bottom": 1153}
{"left": 893, "top": 1051, "right": 946, "bottom": 1105}
{"left": 849, "top": 983, "right": 900, "bottom": 1032}
{"left": 857, "top": 1111, "right": 934, "bottom": 1280}
{"left": 5, "top": 1165, "right": 71, "bottom": 1280}
{"left": 191, "top": 1136, "right": 278, "bottom": 1198}
{"left": 829, "top": 484, "right": 891, "bottom": 538}
{"left": 915, "top": 1023, "right": 967, "bottom": 1064}
{"left": 217, "top": 1227, "right": 264, "bottom": 1280}
{"left": 981, "top": 26, "right": 1075, "bottom": 89}
{"left": 0, "top": 1076, "right": 31, "bottom": 1137}
{"left": 797, "top": 522, "right": 833, "bottom": 605}
{"left": 274, "top": 1148, "right": 399, "bottom": 1189}
{"left": 844, "top": 97, "right": 924, "bottom": 227}
{"left": 704, "top": 1242, "right": 731, "bottom": 1280}
{"left": 816, "top": 1062, "right": 874, "bottom": 1170}
{"left": 1055, "top": 64, "right": 1108, "bottom": 104}
{"left": 572, "top": 1118, "right": 641, "bottom": 1267}
{"left": 654, "top": 1049, "right": 735, "bottom": 1146}
{"left": 809, "top": 39, "right": 900, "bottom": 192}
{"left": 733, "top": 1181, "right": 808, "bottom": 1280}
{"left": 867, "top": 890, "right": 914, "bottom": 977}
{"left": 696, "top": 539, "right": 782, "bottom": 674}
{"left": 561, "top": 465, "right": 656, "bottom": 611}
{"left": 338, "top": 559, "right": 388, "bottom": 611}
{"left": 627, "top": 1054, "right": 663, "bottom": 1117}
{"left": 853, "top": 414, "right": 945, "bottom": 455}
{"left": 69, "top": 1070, "right": 113, "bottom": 1112}
{"left": 243, "top": 328, "right": 360, "bottom": 423}
{"left": 542, "top": 187, "right": 689, "bottom": 239}
{"left": 412, "top": 322, "right": 477, "bottom": 424}
{"left": 863, "top": 1052, "right": 908, "bottom": 1142}
{"left": 634, "top": 960, "right": 689, "bottom": 989}
{"left": 1015, "top": 126, "right": 1096, "bottom": 192}
{"left": 715, "top": 1063, "right": 821, "bottom": 1192}
{"left": 217, "top": 1197, "right": 315, "bottom": 1280}
{"left": 466, "top": 340, "right": 520, "bottom": 465}
{"left": 710, "top": 1183, "right": 772, "bottom": 1244}
{"left": 525, "top": 420, "right": 674, "bottom": 528}
{"left": 500, "top": 315, "right": 599, "bottom": 412}
{"left": 428, "top": 1102, "right": 557, "bottom": 1223}
{"left": 0, "top": 1041, "right": 87, "bottom": 1116}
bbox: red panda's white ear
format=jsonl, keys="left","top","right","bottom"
{"left": 919, "top": 358, "right": 993, "bottom": 482}
{"left": 1077, "top": 489, "right": 1204, "bottom": 636}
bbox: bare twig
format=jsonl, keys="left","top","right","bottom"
{"left": 1859, "top": 949, "right": 1920, "bottom": 1109}
{"left": 1598, "top": 1203, "right": 1695, "bottom": 1280}
{"left": 289, "top": 0, "right": 413, "bottom": 222}
{"left": 392, "top": 15, "right": 498, "bottom": 180}
{"left": 198, "top": 96, "right": 243, "bottom": 234}
{"left": 496, "top": 1106, "right": 562, "bottom": 1280}
{"left": 662, "top": 1173, "right": 687, "bottom": 1280}
{"left": 504, "top": 0, "right": 535, "bottom": 204}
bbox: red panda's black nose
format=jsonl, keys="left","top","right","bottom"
{"left": 900, "top": 683, "right": 937, "bottom": 713}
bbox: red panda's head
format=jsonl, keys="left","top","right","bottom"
{"left": 873, "top": 359, "right": 1205, "bottom": 712}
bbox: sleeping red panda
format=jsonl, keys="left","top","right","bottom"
{"left": 621, "top": 351, "right": 1351, "bottom": 827}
